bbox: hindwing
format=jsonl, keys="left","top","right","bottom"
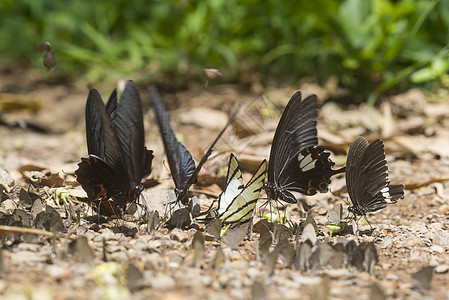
{"left": 218, "top": 157, "right": 267, "bottom": 224}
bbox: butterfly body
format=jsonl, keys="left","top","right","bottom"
{"left": 346, "top": 137, "right": 404, "bottom": 217}
{"left": 264, "top": 92, "right": 344, "bottom": 204}
{"left": 75, "top": 81, "right": 153, "bottom": 215}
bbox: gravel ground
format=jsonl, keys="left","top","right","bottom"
{"left": 0, "top": 78, "right": 448, "bottom": 299}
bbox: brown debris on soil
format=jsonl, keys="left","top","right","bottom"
{"left": 0, "top": 74, "right": 448, "bottom": 299}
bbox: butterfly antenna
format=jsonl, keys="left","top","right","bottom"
{"left": 187, "top": 103, "right": 243, "bottom": 187}
{"left": 262, "top": 92, "right": 284, "bottom": 114}
{"left": 161, "top": 159, "right": 171, "bottom": 176}
{"left": 329, "top": 188, "right": 349, "bottom": 205}
{"left": 329, "top": 188, "right": 353, "bottom": 221}
{"left": 225, "top": 94, "right": 265, "bottom": 152}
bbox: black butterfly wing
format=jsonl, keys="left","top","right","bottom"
{"left": 85, "top": 89, "right": 104, "bottom": 157}
{"left": 76, "top": 155, "right": 127, "bottom": 201}
{"left": 346, "top": 136, "right": 370, "bottom": 210}
{"left": 148, "top": 86, "right": 196, "bottom": 198}
{"left": 76, "top": 87, "right": 134, "bottom": 211}
{"left": 347, "top": 137, "right": 405, "bottom": 215}
{"left": 86, "top": 88, "right": 117, "bottom": 157}
{"left": 112, "top": 81, "right": 153, "bottom": 189}
{"left": 268, "top": 92, "right": 319, "bottom": 182}
{"left": 75, "top": 155, "right": 127, "bottom": 216}
{"left": 84, "top": 88, "right": 128, "bottom": 178}
{"left": 359, "top": 139, "right": 389, "bottom": 200}
{"left": 267, "top": 93, "right": 340, "bottom": 202}
{"left": 105, "top": 89, "right": 118, "bottom": 116}
{"left": 150, "top": 85, "right": 241, "bottom": 205}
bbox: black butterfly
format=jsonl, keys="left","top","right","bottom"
{"left": 346, "top": 136, "right": 404, "bottom": 217}
{"left": 75, "top": 80, "right": 153, "bottom": 216}
{"left": 264, "top": 91, "right": 344, "bottom": 204}
{"left": 148, "top": 85, "right": 240, "bottom": 206}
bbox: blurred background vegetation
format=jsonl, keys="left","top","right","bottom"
{"left": 1, "top": 0, "right": 448, "bottom": 104}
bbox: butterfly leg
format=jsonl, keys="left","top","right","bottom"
{"left": 135, "top": 193, "right": 149, "bottom": 220}
{"left": 363, "top": 215, "right": 374, "bottom": 232}
{"left": 164, "top": 200, "right": 179, "bottom": 220}
{"left": 95, "top": 201, "right": 102, "bottom": 223}
{"left": 257, "top": 198, "right": 271, "bottom": 217}
{"left": 279, "top": 200, "right": 288, "bottom": 223}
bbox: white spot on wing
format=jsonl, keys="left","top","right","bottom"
{"left": 298, "top": 153, "right": 316, "bottom": 172}
{"left": 381, "top": 187, "right": 390, "bottom": 198}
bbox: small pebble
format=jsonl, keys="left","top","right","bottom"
{"left": 151, "top": 274, "right": 176, "bottom": 290}
{"left": 170, "top": 228, "right": 189, "bottom": 242}
{"left": 427, "top": 230, "right": 449, "bottom": 248}
{"left": 0, "top": 170, "right": 15, "bottom": 189}
{"left": 403, "top": 236, "right": 422, "bottom": 248}
{"left": 385, "top": 273, "right": 398, "bottom": 281}
{"left": 94, "top": 228, "right": 114, "bottom": 241}
{"left": 435, "top": 264, "right": 449, "bottom": 274}
{"left": 430, "top": 245, "right": 444, "bottom": 254}
{"left": 410, "top": 222, "right": 427, "bottom": 233}
{"left": 247, "top": 267, "right": 260, "bottom": 278}
{"left": 379, "top": 238, "right": 394, "bottom": 249}
{"left": 1, "top": 199, "right": 16, "bottom": 213}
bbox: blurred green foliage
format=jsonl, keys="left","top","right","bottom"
{"left": 0, "top": 0, "right": 448, "bottom": 103}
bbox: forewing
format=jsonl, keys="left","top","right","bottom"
{"left": 220, "top": 160, "right": 267, "bottom": 224}
{"left": 85, "top": 89, "right": 104, "bottom": 157}
{"left": 105, "top": 89, "right": 118, "bottom": 116}
{"left": 85, "top": 89, "right": 127, "bottom": 178}
{"left": 113, "top": 81, "right": 152, "bottom": 186}
{"left": 356, "top": 139, "right": 389, "bottom": 211}
{"left": 360, "top": 140, "right": 389, "bottom": 197}
{"left": 149, "top": 86, "right": 195, "bottom": 189}
{"left": 345, "top": 136, "right": 369, "bottom": 208}
{"left": 268, "top": 93, "right": 319, "bottom": 189}
{"left": 216, "top": 154, "right": 244, "bottom": 216}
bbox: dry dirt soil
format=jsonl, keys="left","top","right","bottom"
{"left": 0, "top": 69, "right": 448, "bottom": 299}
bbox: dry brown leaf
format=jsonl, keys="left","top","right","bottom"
{"left": 177, "top": 107, "right": 228, "bottom": 130}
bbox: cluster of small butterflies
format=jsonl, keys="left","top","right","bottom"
{"left": 75, "top": 81, "right": 405, "bottom": 231}
{"left": 201, "top": 218, "right": 378, "bottom": 274}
